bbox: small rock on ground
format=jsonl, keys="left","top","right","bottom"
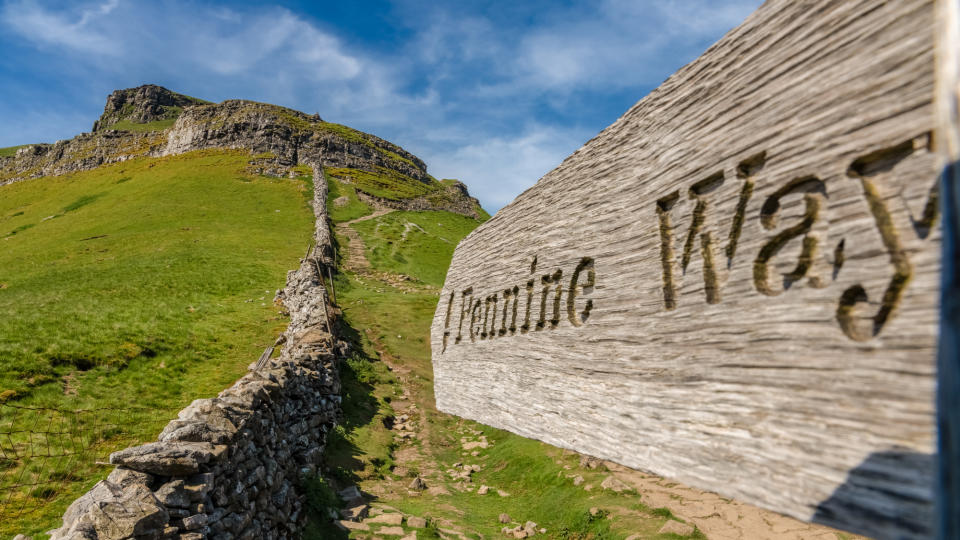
{"left": 367, "top": 513, "right": 404, "bottom": 525}
{"left": 658, "top": 519, "right": 695, "bottom": 536}
{"left": 336, "top": 520, "right": 370, "bottom": 531}
{"left": 498, "top": 513, "right": 511, "bottom": 524}
{"left": 477, "top": 485, "right": 490, "bottom": 495}
{"left": 339, "top": 485, "right": 362, "bottom": 500}
{"left": 407, "top": 516, "right": 428, "bottom": 528}
{"left": 409, "top": 477, "right": 427, "bottom": 490}
{"left": 600, "top": 475, "right": 630, "bottom": 492}
{"left": 341, "top": 503, "right": 369, "bottom": 521}
{"left": 378, "top": 525, "right": 406, "bottom": 536}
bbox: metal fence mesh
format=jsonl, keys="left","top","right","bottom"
{"left": 0, "top": 403, "right": 171, "bottom": 526}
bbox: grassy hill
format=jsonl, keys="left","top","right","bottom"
{"left": 304, "top": 177, "right": 710, "bottom": 540}
{"left": 0, "top": 85, "right": 829, "bottom": 540}
{"left": 0, "top": 149, "right": 315, "bottom": 536}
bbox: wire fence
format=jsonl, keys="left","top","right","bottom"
{"left": 0, "top": 402, "right": 174, "bottom": 528}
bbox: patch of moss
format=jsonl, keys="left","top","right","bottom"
{"left": 326, "top": 166, "right": 439, "bottom": 200}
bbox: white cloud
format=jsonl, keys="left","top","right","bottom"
{"left": 513, "top": 0, "right": 761, "bottom": 93}
{"left": 2, "top": 0, "right": 118, "bottom": 54}
{"left": 423, "top": 126, "right": 593, "bottom": 212}
{"left": 0, "top": 0, "right": 762, "bottom": 215}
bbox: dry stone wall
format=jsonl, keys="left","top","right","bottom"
{"left": 47, "top": 165, "right": 341, "bottom": 540}
{"left": 431, "top": 1, "right": 944, "bottom": 539}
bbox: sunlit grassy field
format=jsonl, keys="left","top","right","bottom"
{"left": 306, "top": 189, "right": 702, "bottom": 540}
{"left": 0, "top": 149, "right": 314, "bottom": 536}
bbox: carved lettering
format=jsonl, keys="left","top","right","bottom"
{"left": 681, "top": 172, "right": 724, "bottom": 304}
{"left": 455, "top": 287, "right": 473, "bottom": 344}
{"left": 481, "top": 294, "right": 498, "bottom": 339}
{"left": 726, "top": 152, "right": 766, "bottom": 266}
{"left": 500, "top": 286, "right": 519, "bottom": 336}
{"left": 656, "top": 192, "right": 680, "bottom": 310}
{"left": 441, "top": 255, "right": 596, "bottom": 350}
{"left": 837, "top": 140, "right": 916, "bottom": 341}
{"left": 567, "top": 257, "right": 595, "bottom": 327}
{"left": 469, "top": 298, "right": 483, "bottom": 342}
{"left": 442, "top": 138, "right": 937, "bottom": 349}
{"left": 753, "top": 176, "right": 826, "bottom": 296}
{"left": 441, "top": 291, "right": 454, "bottom": 352}
{"left": 536, "top": 269, "right": 563, "bottom": 330}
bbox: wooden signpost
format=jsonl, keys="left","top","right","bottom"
{"left": 432, "top": 1, "right": 957, "bottom": 537}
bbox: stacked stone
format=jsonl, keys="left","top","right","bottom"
{"left": 306, "top": 162, "right": 335, "bottom": 268}
{"left": 47, "top": 167, "right": 341, "bottom": 540}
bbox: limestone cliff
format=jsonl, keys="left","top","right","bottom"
{"left": 92, "top": 84, "right": 208, "bottom": 132}
{"left": 0, "top": 84, "right": 483, "bottom": 218}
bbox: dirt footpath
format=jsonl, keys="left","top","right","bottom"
{"left": 606, "top": 462, "right": 864, "bottom": 539}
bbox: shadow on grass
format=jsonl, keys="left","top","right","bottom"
{"left": 303, "top": 302, "right": 383, "bottom": 539}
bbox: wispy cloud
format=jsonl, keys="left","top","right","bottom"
{"left": 423, "top": 125, "right": 593, "bottom": 210}
{"left": 3, "top": 0, "right": 119, "bottom": 54}
{"left": 0, "top": 0, "right": 761, "bottom": 213}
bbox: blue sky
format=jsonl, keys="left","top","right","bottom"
{"left": 0, "top": 0, "right": 761, "bottom": 213}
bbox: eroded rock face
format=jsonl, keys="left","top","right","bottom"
{"left": 0, "top": 85, "right": 432, "bottom": 198}
{"left": 354, "top": 182, "right": 486, "bottom": 220}
{"left": 0, "top": 130, "right": 167, "bottom": 186}
{"left": 161, "top": 99, "right": 430, "bottom": 183}
{"left": 431, "top": 1, "right": 940, "bottom": 539}
{"left": 92, "top": 84, "right": 207, "bottom": 131}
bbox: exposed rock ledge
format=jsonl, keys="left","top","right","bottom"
{"left": 0, "top": 85, "right": 430, "bottom": 192}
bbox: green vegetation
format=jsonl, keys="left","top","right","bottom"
{"left": 108, "top": 117, "right": 178, "bottom": 132}
{"left": 326, "top": 166, "right": 437, "bottom": 200}
{"left": 195, "top": 100, "right": 416, "bottom": 172}
{"left": 352, "top": 210, "right": 483, "bottom": 286}
{"left": 326, "top": 174, "right": 373, "bottom": 223}
{"left": 310, "top": 183, "right": 701, "bottom": 539}
{"left": 0, "top": 145, "right": 33, "bottom": 158}
{"left": 0, "top": 149, "right": 315, "bottom": 537}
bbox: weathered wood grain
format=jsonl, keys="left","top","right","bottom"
{"left": 431, "top": 1, "right": 943, "bottom": 538}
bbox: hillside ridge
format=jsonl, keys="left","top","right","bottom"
{"left": 0, "top": 84, "right": 485, "bottom": 219}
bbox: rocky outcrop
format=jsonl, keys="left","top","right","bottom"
{"left": 0, "top": 130, "right": 167, "bottom": 187}
{"left": 0, "top": 86, "right": 433, "bottom": 199}
{"left": 47, "top": 165, "right": 342, "bottom": 540}
{"left": 161, "top": 99, "right": 430, "bottom": 183}
{"left": 354, "top": 180, "right": 485, "bottom": 220}
{"left": 430, "top": 1, "right": 939, "bottom": 539}
{"left": 93, "top": 85, "right": 207, "bottom": 132}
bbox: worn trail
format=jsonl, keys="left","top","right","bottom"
{"left": 336, "top": 208, "right": 394, "bottom": 272}
{"left": 330, "top": 207, "right": 859, "bottom": 540}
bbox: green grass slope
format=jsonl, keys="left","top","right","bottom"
{"left": 352, "top": 211, "right": 482, "bottom": 286}
{"left": 0, "top": 149, "right": 315, "bottom": 536}
{"left": 0, "top": 145, "right": 33, "bottom": 158}
{"left": 308, "top": 179, "right": 705, "bottom": 539}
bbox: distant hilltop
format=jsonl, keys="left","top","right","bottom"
{"left": 0, "top": 84, "right": 484, "bottom": 219}
{"left": 92, "top": 84, "right": 210, "bottom": 132}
